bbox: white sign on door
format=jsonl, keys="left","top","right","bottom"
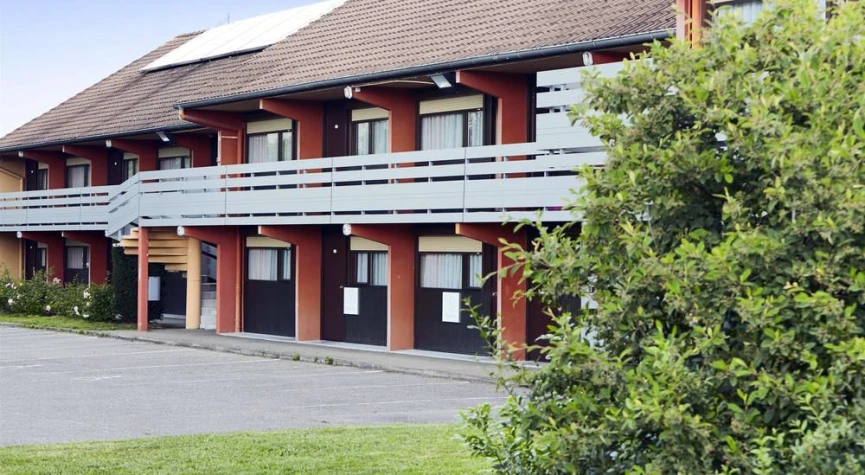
{"left": 343, "top": 287, "right": 359, "bottom": 315}
{"left": 442, "top": 292, "right": 461, "bottom": 323}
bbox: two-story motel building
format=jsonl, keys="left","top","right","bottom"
{"left": 0, "top": 0, "right": 745, "bottom": 358}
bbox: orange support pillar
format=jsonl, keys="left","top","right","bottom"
{"left": 179, "top": 109, "right": 245, "bottom": 165}
{"left": 676, "top": 0, "right": 708, "bottom": 44}
{"left": 348, "top": 225, "right": 415, "bottom": 351}
{"left": 20, "top": 232, "right": 64, "bottom": 282}
{"left": 352, "top": 88, "right": 416, "bottom": 153}
{"left": 20, "top": 150, "right": 66, "bottom": 190}
{"left": 173, "top": 134, "right": 213, "bottom": 168}
{"left": 137, "top": 227, "right": 149, "bottom": 331}
{"left": 61, "top": 145, "right": 108, "bottom": 187}
{"left": 456, "top": 223, "right": 528, "bottom": 360}
{"left": 61, "top": 231, "right": 109, "bottom": 285}
{"left": 456, "top": 71, "right": 528, "bottom": 147}
{"left": 108, "top": 139, "right": 158, "bottom": 172}
{"left": 258, "top": 225, "right": 322, "bottom": 341}
{"left": 181, "top": 226, "right": 241, "bottom": 334}
{"left": 260, "top": 99, "right": 324, "bottom": 159}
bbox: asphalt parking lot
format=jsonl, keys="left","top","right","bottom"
{"left": 0, "top": 327, "right": 503, "bottom": 446}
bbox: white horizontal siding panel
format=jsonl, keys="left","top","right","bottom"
{"left": 139, "top": 193, "right": 226, "bottom": 218}
{"left": 226, "top": 188, "right": 331, "bottom": 214}
{"left": 537, "top": 89, "right": 586, "bottom": 109}
{"left": 331, "top": 181, "right": 464, "bottom": 212}
{"left": 536, "top": 112, "right": 602, "bottom": 147}
{"left": 464, "top": 176, "right": 581, "bottom": 209}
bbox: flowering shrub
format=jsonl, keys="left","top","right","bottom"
{"left": 0, "top": 269, "right": 116, "bottom": 321}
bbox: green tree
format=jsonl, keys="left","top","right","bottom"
{"left": 462, "top": 1, "right": 865, "bottom": 473}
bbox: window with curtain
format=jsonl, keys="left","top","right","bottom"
{"left": 247, "top": 131, "right": 293, "bottom": 163}
{"left": 66, "top": 247, "right": 87, "bottom": 270}
{"left": 248, "top": 248, "right": 278, "bottom": 281}
{"left": 66, "top": 165, "right": 90, "bottom": 188}
{"left": 468, "top": 253, "right": 483, "bottom": 288}
{"left": 355, "top": 252, "right": 369, "bottom": 284}
{"left": 371, "top": 252, "right": 387, "bottom": 286}
{"left": 420, "top": 253, "right": 463, "bottom": 289}
{"left": 716, "top": 0, "right": 764, "bottom": 24}
{"left": 420, "top": 110, "right": 483, "bottom": 150}
{"left": 37, "top": 248, "right": 47, "bottom": 269}
{"left": 36, "top": 169, "right": 48, "bottom": 190}
{"left": 353, "top": 120, "right": 388, "bottom": 155}
{"left": 122, "top": 159, "right": 138, "bottom": 181}
{"left": 281, "top": 249, "right": 292, "bottom": 281}
{"left": 158, "top": 156, "right": 190, "bottom": 170}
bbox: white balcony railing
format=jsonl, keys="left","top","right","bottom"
{"left": 102, "top": 139, "right": 602, "bottom": 236}
{"left": 0, "top": 186, "right": 114, "bottom": 232}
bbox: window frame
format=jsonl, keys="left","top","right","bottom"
{"left": 121, "top": 158, "right": 138, "bottom": 181}
{"left": 418, "top": 251, "right": 484, "bottom": 290}
{"left": 418, "top": 108, "right": 484, "bottom": 151}
{"left": 245, "top": 129, "right": 294, "bottom": 163}
{"left": 246, "top": 247, "right": 292, "bottom": 282}
{"left": 65, "top": 164, "right": 91, "bottom": 188}
{"left": 36, "top": 168, "right": 48, "bottom": 190}
{"left": 351, "top": 119, "right": 388, "bottom": 156}
{"left": 349, "top": 250, "right": 388, "bottom": 287}
{"left": 157, "top": 155, "right": 191, "bottom": 171}
{"left": 65, "top": 246, "right": 89, "bottom": 270}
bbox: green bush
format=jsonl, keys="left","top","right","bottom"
{"left": 463, "top": 1, "right": 865, "bottom": 473}
{"left": 0, "top": 270, "right": 116, "bottom": 322}
{"left": 112, "top": 247, "right": 137, "bottom": 322}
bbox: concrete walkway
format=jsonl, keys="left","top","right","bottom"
{"left": 106, "top": 329, "right": 522, "bottom": 382}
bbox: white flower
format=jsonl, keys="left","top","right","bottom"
{"left": 73, "top": 306, "right": 80, "bottom": 316}
{"left": 83, "top": 290, "right": 90, "bottom": 299}
{"left": 82, "top": 314, "right": 90, "bottom": 319}
{"left": 45, "top": 305, "right": 52, "bottom": 312}
{"left": 6, "top": 298, "right": 13, "bottom": 306}
{"left": 86, "top": 301, "right": 91, "bottom": 307}
{"left": 114, "top": 314, "right": 123, "bottom": 321}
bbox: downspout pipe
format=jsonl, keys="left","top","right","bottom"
{"left": 176, "top": 30, "right": 671, "bottom": 110}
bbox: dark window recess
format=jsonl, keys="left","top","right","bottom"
{"left": 340, "top": 119, "right": 389, "bottom": 187}
{"left": 122, "top": 159, "right": 138, "bottom": 181}
{"left": 36, "top": 168, "right": 48, "bottom": 190}
{"left": 246, "top": 130, "right": 295, "bottom": 190}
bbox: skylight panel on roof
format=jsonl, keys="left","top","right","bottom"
{"left": 142, "top": 0, "right": 345, "bottom": 72}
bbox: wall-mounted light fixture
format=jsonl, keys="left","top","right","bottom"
{"left": 157, "top": 131, "right": 171, "bottom": 142}
{"left": 342, "top": 223, "right": 352, "bottom": 236}
{"left": 430, "top": 73, "right": 453, "bottom": 89}
{"left": 582, "top": 52, "right": 594, "bottom": 66}
{"left": 176, "top": 226, "right": 186, "bottom": 237}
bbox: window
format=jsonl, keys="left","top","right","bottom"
{"left": 247, "top": 131, "right": 293, "bottom": 163}
{"left": 158, "top": 156, "right": 191, "bottom": 170}
{"left": 715, "top": 0, "right": 764, "bottom": 24}
{"left": 420, "top": 110, "right": 484, "bottom": 150}
{"left": 122, "top": 159, "right": 138, "bottom": 181}
{"left": 353, "top": 120, "right": 388, "bottom": 155}
{"left": 66, "top": 165, "right": 90, "bottom": 188}
{"left": 281, "top": 249, "right": 292, "bottom": 281}
{"left": 247, "top": 248, "right": 278, "bottom": 281}
{"left": 66, "top": 247, "right": 88, "bottom": 270}
{"left": 36, "top": 248, "right": 47, "bottom": 270}
{"left": 419, "top": 252, "right": 485, "bottom": 290}
{"left": 351, "top": 251, "right": 388, "bottom": 286}
{"left": 36, "top": 169, "right": 48, "bottom": 190}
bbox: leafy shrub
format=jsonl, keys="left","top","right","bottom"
{"left": 0, "top": 270, "right": 116, "bottom": 321}
{"left": 463, "top": 1, "right": 865, "bottom": 473}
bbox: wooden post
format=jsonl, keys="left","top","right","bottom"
{"left": 185, "top": 237, "right": 202, "bottom": 330}
{"left": 137, "top": 227, "right": 149, "bottom": 332}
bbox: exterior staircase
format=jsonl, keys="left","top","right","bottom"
{"left": 200, "top": 283, "right": 217, "bottom": 330}
{"left": 116, "top": 227, "right": 191, "bottom": 272}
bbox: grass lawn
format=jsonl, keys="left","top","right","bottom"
{"left": 0, "top": 424, "right": 487, "bottom": 475}
{"left": 0, "top": 313, "right": 135, "bottom": 332}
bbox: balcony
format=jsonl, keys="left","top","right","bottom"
{"left": 0, "top": 139, "right": 602, "bottom": 236}
{"left": 0, "top": 186, "right": 114, "bottom": 232}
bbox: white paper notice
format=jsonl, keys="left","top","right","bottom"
{"left": 343, "top": 287, "right": 359, "bottom": 315}
{"left": 441, "top": 292, "right": 461, "bottom": 323}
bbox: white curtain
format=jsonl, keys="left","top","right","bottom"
{"left": 355, "top": 123, "right": 370, "bottom": 155}
{"left": 67, "top": 165, "right": 89, "bottom": 188}
{"left": 355, "top": 252, "right": 369, "bottom": 283}
{"left": 468, "top": 253, "right": 483, "bottom": 288}
{"left": 67, "top": 247, "right": 86, "bottom": 270}
{"left": 420, "top": 253, "right": 462, "bottom": 289}
{"left": 372, "top": 120, "right": 388, "bottom": 153}
{"left": 282, "top": 132, "right": 293, "bottom": 161}
{"left": 123, "top": 159, "right": 138, "bottom": 181}
{"left": 159, "top": 156, "right": 189, "bottom": 170}
{"left": 248, "top": 249, "right": 278, "bottom": 281}
{"left": 467, "top": 110, "right": 483, "bottom": 147}
{"left": 717, "top": 0, "right": 765, "bottom": 24}
{"left": 248, "top": 133, "right": 280, "bottom": 163}
{"left": 421, "top": 114, "right": 464, "bottom": 150}
{"left": 282, "top": 249, "right": 292, "bottom": 280}
{"left": 371, "top": 252, "right": 388, "bottom": 286}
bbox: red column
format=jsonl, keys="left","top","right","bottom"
{"left": 352, "top": 88, "right": 416, "bottom": 153}
{"left": 137, "top": 227, "right": 149, "bottom": 331}
{"left": 260, "top": 99, "right": 324, "bottom": 159}
{"left": 456, "top": 71, "right": 528, "bottom": 147}
{"left": 182, "top": 226, "right": 241, "bottom": 334}
{"left": 19, "top": 232, "right": 64, "bottom": 282}
{"left": 61, "top": 231, "right": 109, "bottom": 285}
{"left": 258, "top": 225, "right": 322, "bottom": 341}
{"left": 108, "top": 140, "right": 158, "bottom": 172}
{"left": 676, "top": 0, "right": 708, "bottom": 44}
{"left": 61, "top": 145, "right": 108, "bottom": 186}
{"left": 455, "top": 223, "right": 528, "bottom": 360}
{"left": 173, "top": 134, "right": 213, "bottom": 168}
{"left": 349, "top": 225, "right": 415, "bottom": 351}
{"left": 20, "top": 151, "right": 65, "bottom": 190}
{"left": 178, "top": 110, "right": 245, "bottom": 165}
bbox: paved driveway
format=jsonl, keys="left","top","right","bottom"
{"left": 0, "top": 327, "right": 502, "bottom": 446}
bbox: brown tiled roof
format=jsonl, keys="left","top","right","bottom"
{"left": 0, "top": 0, "right": 674, "bottom": 151}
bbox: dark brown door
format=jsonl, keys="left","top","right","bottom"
{"left": 107, "top": 148, "right": 124, "bottom": 185}
{"left": 321, "top": 226, "right": 347, "bottom": 341}
{"left": 324, "top": 103, "right": 349, "bottom": 158}
{"left": 24, "top": 159, "right": 38, "bottom": 191}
